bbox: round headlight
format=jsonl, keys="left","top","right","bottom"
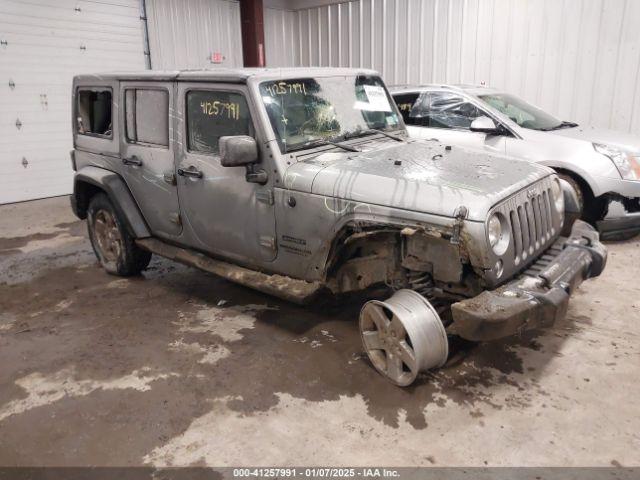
{"left": 488, "top": 214, "right": 502, "bottom": 248}
{"left": 551, "top": 178, "right": 564, "bottom": 213}
{"left": 488, "top": 213, "right": 510, "bottom": 255}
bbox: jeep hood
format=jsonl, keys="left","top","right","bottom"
{"left": 548, "top": 125, "right": 640, "bottom": 155}
{"left": 283, "top": 140, "right": 551, "bottom": 221}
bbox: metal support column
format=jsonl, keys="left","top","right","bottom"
{"left": 240, "top": 0, "right": 265, "bottom": 67}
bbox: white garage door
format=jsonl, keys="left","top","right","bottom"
{"left": 0, "top": 0, "right": 146, "bottom": 204}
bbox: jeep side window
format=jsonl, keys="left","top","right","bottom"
{"left": 125, "top": 89, "right": 169, "bottom": 147}
{"left": 420, "top": 92, "right": 483, "bottom": 130}
{"left": 393, "top": 93, "right": 421, "bottom": 126}
{"left": 186, "top": 90, "right": 253, "bottom": 155}
{"left": 76, "top": 88, "right": 112, "bottom": 137}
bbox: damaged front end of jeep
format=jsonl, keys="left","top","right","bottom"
{"left": 324, "top": 219, "right": 484, "bottom": 318}
{"left": 320, "top": 176, "right": 607, "bottom": 386}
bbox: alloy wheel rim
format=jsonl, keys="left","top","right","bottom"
{"left": 360, "top": 301, "right": 418, "bottom": 386}
{"left": 93, "top": 209, "right": 122, "bottom": 263}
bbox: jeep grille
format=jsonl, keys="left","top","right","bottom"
{"left": 493, "top": 177, "right": 559, "bottom": 268}
{"left": 509, "top": 188, "right": 555, "bottom": 265}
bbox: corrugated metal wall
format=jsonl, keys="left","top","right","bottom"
{"left": 264, "top": 7, "right": 300, "bottom": 67}
{"left": 145, "top": 0, "right": 243, "bottom": 69}
{"left": 0, "top": 0, "right": 146, "bottom": 204}
{"left": 291, "top": 0, "right": 640, "bottom": 135}
{"left": 145, "top": 0, "right": 300, "bottom": 69}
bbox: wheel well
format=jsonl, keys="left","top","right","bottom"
{"left": 74, "top": 180, "right": 104, "bottom": 219}
{"left": 72, "top": 169, "right": 151, "bottom": 238}
{"left": 325, "top": 226, "right": 390, "bottom": 269}
{"left": 322, "top": 223, "right": 465, "bottom": 294}
{"left": 554, "top": 168, "right": 609, "bottom": 222}
{"left": 553, "top": 168, "right": 595, "bottom": 200}
{"left": 322, "top": 225, "right": 402, "bottom": 293}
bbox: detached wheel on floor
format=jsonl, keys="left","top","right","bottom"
{"left": 87, "top": 193, "right": 151, "bottom": 276}
{"left": 359, "top": 289, "right": 449, "bottom": 386}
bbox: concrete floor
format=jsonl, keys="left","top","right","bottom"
{"left": 0, "top": 196, "right": 639, "bottom": 467}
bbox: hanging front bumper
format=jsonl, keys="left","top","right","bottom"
{"left": 451, "top": 220, "right": 607, "bottom": 341}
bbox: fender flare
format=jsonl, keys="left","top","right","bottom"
{"left": 72, "top": 166, "right": 151, "bottom": 238}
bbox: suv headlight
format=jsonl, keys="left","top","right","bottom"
{"left": 593, "top": 143, "right": 639, "bottom": 180}
{"left": 488, "top": 213, "right": 509, "bottom": 255}
{"left": 551, "top": 177, "right": 564, "bottom": 213}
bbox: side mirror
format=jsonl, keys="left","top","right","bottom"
{"left": 219, "top": 135, "right": 258, "bottom": 167}
{"left": 470, "top": 116, "right": 501, "bottom": 135}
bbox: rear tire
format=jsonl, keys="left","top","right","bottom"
{"left": 87, "top": 193, "right": 151, "bottom": 276}
{"left": 557, "top": 173, "right": 608, "bottom": 224}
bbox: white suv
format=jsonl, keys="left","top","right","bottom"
{"left": 391, "top": 85, "right": 640, "bottom": 239}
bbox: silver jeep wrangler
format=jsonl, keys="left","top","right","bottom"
{"left": 70, "top": 68, "right": 606, "bottom": 386}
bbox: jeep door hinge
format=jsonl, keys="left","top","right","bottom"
{"left": 259, "top": 235, "right": 276, "bottom": 250}
{"left": 169, "top": 213, "right": 181, "bottom": 226}
{"left": 256, "top": 189, "right": 274, "bottom": 205}
{"left": 450, "top": 205, "right": 468, "bottom": 245}
{"left": 164, "top": 171, "right": 177, "bottom": 185}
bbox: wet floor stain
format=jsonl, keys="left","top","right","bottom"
{"left": 0, "top": 366, "right": 175, "bottom": 422}
{"left": 0, "top": 222, "right": 83, "bottom": 253}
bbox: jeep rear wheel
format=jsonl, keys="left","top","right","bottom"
{"left": 87, "top": 193, "right": 151, "bottom": 276}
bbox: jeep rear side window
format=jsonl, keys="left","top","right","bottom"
{"left": 125, "top": 89, "right": 169, "bottom": 147}
{"left": 76, "top": 88, "right": 112, "bottom": 137}
{"left": 186, "top": 91, "right": 252, "bottom": 155}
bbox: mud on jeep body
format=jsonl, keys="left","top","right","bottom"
{"left": 70, "top": 68, "right": 606, "bottom": 386}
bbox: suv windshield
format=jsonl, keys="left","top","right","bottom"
{"left": 479, "top": 93, "right": 566, "bottom": 131}
{"left": 259, "top": 75, "right": 402, "bottom": 153}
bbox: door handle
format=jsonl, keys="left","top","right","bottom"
{"left": 122, "top": 155, "right": 143, "bottom": 167}
{"left": 177, "top": 166, "right": 203, "bottom": 179}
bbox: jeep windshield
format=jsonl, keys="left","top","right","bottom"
{"left": 479, "top": 93, "right": 576, "bottom": 131}
{"left": 259, "top": 75, "right": 402, "bottom": 153}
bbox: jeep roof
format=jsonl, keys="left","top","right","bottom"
{"left": 74, "top": 67, "right": 381, "bottom": 84}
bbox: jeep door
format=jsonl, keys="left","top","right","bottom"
{"left": 175, "top": 82, "right": 277, "bottom": 263}
{"left": 119, "top": 81, "right": 182, "bottom": 238}
{"left": 396, "top": 91, "right": 507, "bottom": 154}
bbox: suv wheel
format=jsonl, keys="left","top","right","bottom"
{"left": 557, "top": 173, "right": 608, "bottom": 224}
{"left": 87, "top": 193, "right": 151, "bottom": 276}
{"left": 359, "top": 289, "right": 448, "bottom": 386}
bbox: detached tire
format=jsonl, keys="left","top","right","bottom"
{"left": 87, "top": 193, "right": 151, "bottom": 276}
{"left": 359, "top": 290, "right": 448, "bottom": 387}
{"left": 557, "top": 173, "right": 608, "bottom": 225}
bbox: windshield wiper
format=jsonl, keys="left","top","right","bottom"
{"left": 286, "top": 138, "right": 360, "bottom": 153}
{"left": 541, "top": 121, "right": 579, "bottom": 131}
{"left": 285, "top": 128, "right": 403, "bottom": 153}
{"left": 342, "top": 128, "right": 404, "bottom": 142}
